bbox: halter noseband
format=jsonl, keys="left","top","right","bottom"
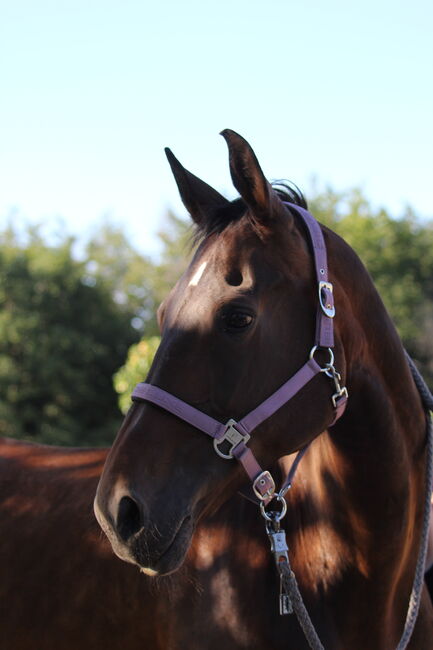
{"left": 131, "top": 204, "right": 348, "bottom": 506}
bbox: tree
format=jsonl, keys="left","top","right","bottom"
{"left": 84, "top": 222, "right": 155, "bottom": 333}
{"left": 0, "top": 228, "right": 139, "bottom": 446}
{"left": 151, "top": 210, "right": 194, "bottom": 303}
{"left": 84, "top": 213, "right": 193, "bottom": 337}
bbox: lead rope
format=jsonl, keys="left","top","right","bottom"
{"left": 396, "top": 353, "right": 433, "bottom": 650}
{"left": 279, "top": 559, "right": 324, "bottom": 650}
{"left": 266, "top": 353, "right": 433, "bottom": 650}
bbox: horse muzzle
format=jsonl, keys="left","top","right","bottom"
{"left": 94, "top": 492, "right": 194, "bottom": 576}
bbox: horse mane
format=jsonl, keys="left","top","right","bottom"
{"left": 272, "top": 180, "right": 308, "bottom": 209}
{"left": 193, "top": 180, "right": 308, "bottom": 244}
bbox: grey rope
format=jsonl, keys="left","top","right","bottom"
{"left": 279, "top": 560, "right": 324, "bottom": 650}
{"left": 276, "top": 352, "right": 433, "bottom": 650}
{"left": 396, "top": 414, "right": 432, "bottom": 649}
{"left": 396, "top": 352, "right": 433, "bottom": 649}
{"left": 405, "top": 351, "right": 433, "bottom": 412}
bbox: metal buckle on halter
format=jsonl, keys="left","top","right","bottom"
{"left": 318, "top": 281, "right": 335, "bottom": 318}
{"left": 332, "top": 387, "right": 348, "bottom": 408}
{"left": 213, "top": 419, "right": 250, "bottom": 459}
{"left": 252, "top": 470, "right": 276, "bottom": 501}
{"left": 325, "top": 362, "right": 349, "bottom": 407}
{"left": 310, "top": 346, "right": 349, "bottom": 409}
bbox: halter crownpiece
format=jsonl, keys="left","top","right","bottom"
{"left": 131, "top": 203, "right": 348, "bottom": 505}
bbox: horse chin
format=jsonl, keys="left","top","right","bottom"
{"left": 132, "top": 515, "right": 194, "bottom": 577}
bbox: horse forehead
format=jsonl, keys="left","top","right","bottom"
{"left": 165, "top": 261, "right": 244, "bottom": 334}
{"left": 184, "top": 257, "right": 232, "bottom": 308}
{"left": 169, "top": 229, "right": 281, "bottom": 325}
{"left": 164, "top": 260, "right": 226, "bottom": 330}
{"left": 185, "top": 240, "right": 245, "bottom": 292}
{"left": 193, "top": 229, "right": 266, "bottom": 286}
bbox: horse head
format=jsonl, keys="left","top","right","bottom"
{"left": 94, "top": 130, "right": 351, "bottom": 576}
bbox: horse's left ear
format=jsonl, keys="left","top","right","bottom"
{"left": 220, "top": 129, "right": 285, "bottom": 224}
{"left": 165, "top": 147, "right": 229, "bottom": 227}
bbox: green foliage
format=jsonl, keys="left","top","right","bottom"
{"left": 146, "top": 211, "right": 194, "bottom": 334}
{"left": 0, "top": 229, "right": 139, "bottom": 446}
{"left": 84, "top": 213, "right": 192, "bottom": 337}
{"left": 84, "top": 222, "right": 155, "bottom": 333}
{"left": 114, "top": 337, "right": 161, "bottom": 414}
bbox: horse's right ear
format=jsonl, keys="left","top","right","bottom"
{"left": 165, "top": 148, "right": 229, "bottom": 227}
{"left": 220, "top": 129, "right": 285, "bottom": 225}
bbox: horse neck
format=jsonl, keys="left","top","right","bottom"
{"left": 336, "top": 247, "right": 425, "bottom": 457}
{"left": 285, "top": 243, "right": 428, "bottom": 597}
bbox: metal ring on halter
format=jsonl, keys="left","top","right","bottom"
{"left": 309, "top": 345, "right": 334, "bottom": 373}
{"left": 259, "top": 494, "right": 288, "bottom": 522}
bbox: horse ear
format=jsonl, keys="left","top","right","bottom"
{"left": 220, "top": 129, "right": 284, "bottom": 223}
{"left": 165, "top": 148, "right": 229, "bottom": 226}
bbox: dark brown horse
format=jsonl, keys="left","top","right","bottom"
{"left": 98, "top": 130, "right": 429, "bottom": 647}
{"left": 0, "top": 437, "right": 166, "bottom": 649}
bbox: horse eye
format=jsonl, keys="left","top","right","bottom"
{"left": 223, "top": 312, "right": 254, "bottom": 331}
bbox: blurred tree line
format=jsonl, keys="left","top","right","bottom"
{"left": 0, "top": 190, "right": 432, "bottom": 446}
{"left": 0, "top": 212, "right": 191, "bottom": 446}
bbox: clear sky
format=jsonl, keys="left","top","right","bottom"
{"left": 1, "top": 0, "right": 432, "bottom": 256}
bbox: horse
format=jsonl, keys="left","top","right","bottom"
{"left": 0, "top": 437, "right": 163, "bottom": 649}
{"left": 90, "top": 128, "right": 433, "bottom": 649}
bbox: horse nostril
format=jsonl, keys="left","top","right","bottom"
{"left": 116, "top": 495, "right": 143, "bottom": 542}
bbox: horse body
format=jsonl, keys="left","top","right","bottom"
{"left": 0, "top": 438, "right": 161, "bottom": 649}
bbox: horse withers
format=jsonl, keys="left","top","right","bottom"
{"left": 95, "top": 130, "right": 433, "bottom": 649}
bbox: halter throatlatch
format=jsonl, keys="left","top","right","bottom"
{"left": 131, "top": 204, "right": 348, "bottom": 505}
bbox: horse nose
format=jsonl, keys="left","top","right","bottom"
{"left": 116, "top": 495, "right": 144, "bottom": 542}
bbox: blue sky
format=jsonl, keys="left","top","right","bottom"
{"left": 1, "top": 0, "right": 432, "bottom": 256}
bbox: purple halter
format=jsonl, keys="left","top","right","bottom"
{"left": 132, "top": 205, "right": 348, "bottom": 506}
